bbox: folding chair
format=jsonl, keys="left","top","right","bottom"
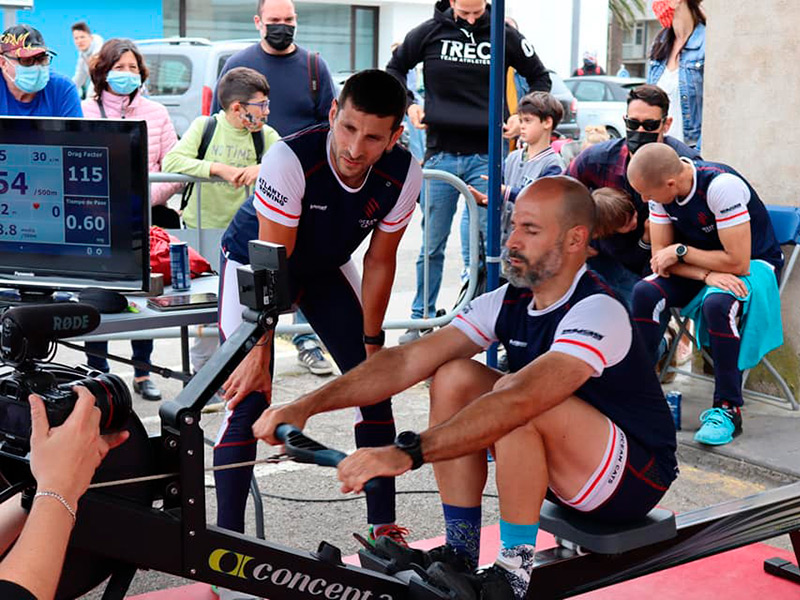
{"left": 658, "top": 204, "right": 800, "bottom": 411}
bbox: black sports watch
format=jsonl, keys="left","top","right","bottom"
{"left": 394, "top": 431, "right": 424, "bottom": 470}
{"left": 363, "top": 330, "right": 386, "bottom": 347}
{"left": 675, "top": 244, "right": 688, "bottom": 263}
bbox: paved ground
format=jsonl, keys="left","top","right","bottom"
{"left": 37, "top": 206, "right": 799, "bottom": 598}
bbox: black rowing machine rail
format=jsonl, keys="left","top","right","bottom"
{"left": 0, "top": 238, "right": 796, "bottom": 600}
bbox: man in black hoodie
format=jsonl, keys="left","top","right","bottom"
{"left": 388, "top": 0, "right": 551, "bottom": 343}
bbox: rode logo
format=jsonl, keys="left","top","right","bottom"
{"left": 208, "top": 549, "right": 395, "bottom": 599}
{"left": 52, "top": 315, "right": 90, "bottom": 331}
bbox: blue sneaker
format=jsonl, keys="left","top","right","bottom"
{"left": 694, "top": 407, "right": 742, "bottom": 446}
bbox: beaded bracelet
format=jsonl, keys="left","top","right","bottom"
{"left": 34, "top": 491, "right": 77, "bottom": 525}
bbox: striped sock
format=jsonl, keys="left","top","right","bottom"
{"left": 442, "top": 503, "right": 481, "bottom": 569}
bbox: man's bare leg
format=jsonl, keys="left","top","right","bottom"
{"left": 489, "top": 396, "right": 614, "bottom": 597}
{"left": 428, "top": 358, "right": 501, "bottom": 567}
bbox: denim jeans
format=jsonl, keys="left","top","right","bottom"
{"left": 85, "top": 339, "right": 153, "bottom": 378}
{"left": 292, "top": 308, "right": 321, "bottom": 349}
{"left": 411, "top": 151, "right": 488, "bottom": 319}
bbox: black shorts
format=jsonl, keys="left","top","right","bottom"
{"left": 547, "top": 431, "right": 670, "bottom": 524}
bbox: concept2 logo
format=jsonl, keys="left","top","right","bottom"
{"left": 208, "top": 549, "right": 395, "bottom": 599}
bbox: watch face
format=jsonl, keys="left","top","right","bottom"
{"left": 676, "top": 245, "right": 687, "bottom": 256}
{"left": 396, "top": 431, "right": 418, "bottom": 448}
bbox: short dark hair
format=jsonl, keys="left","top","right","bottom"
{"left": 517, "top": 91, "right": 564, "bottom": 131}
{"left": 338, "top": 69, "right": 407, "bottom": 130}
{"left": 90, "top": 39, "right": 149, "bottom": 99}
{"left": 71, "top": 21, "right": 91, "bottom": 34}
{"left": 218, "top": 67, "right": 270, "bottom": 111}
{"left": 627, "top": 84, "right": 670, "bottom": 118}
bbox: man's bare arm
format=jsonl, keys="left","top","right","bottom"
{"left": 362, "top": 227, "right": 407, "bottom": 340}
{"left": 421, "top": 352, "right": 594, "bottom": 462}
{"left": 253, "top": 327, "right": 482, "bottom": 443}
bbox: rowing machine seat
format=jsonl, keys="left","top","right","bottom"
{"left": 540, "top": 500, "right": 677, "bottom": 554}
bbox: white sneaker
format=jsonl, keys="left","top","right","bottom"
{"left": 296, "top": 341, "right": 334, "bottom": 376}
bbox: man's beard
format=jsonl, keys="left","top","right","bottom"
{"left": 503, "top": 244, "right": 564, "bottom": 289}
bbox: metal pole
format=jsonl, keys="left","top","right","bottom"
{"left": 486, "top": 0, "right": 506, "bottom": 367}
{"left": 571, "top": 0, "right": 582, "bottom": 74}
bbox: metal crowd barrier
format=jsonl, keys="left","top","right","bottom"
{"left": 81, "top": 169, "right": 482, "bottom": 344}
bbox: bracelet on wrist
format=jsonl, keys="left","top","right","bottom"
{"left": 34, "top": 490, "right": 77, "bottom": 525}
{"left": 363, "top": 331, "right": 386, "bottom": 347}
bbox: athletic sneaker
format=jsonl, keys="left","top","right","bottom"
{"left": 368, "top": 524, "right": 410, "bottom": 547}
{"left": 423, "top": 563, "right": 518, "bottom": 600}
{"left": 368, "top": 536, "right": 472, "bottom": 573}
{"left": 694, "top": 406, "right": 743, "bottom": 446}
{"left": 211, "top": 584, "right": 260, "bottom": 600}
{"left": 399, "top": 328, "right": 431, "bottom": 345}
{"left": 296, "top": 341, "right": 334, "bottom": 376}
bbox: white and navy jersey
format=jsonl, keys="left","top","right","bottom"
{"left": 452, "top": 266, "right": 678, "bottom": 484}
{"left": 222, "top": 126, "right": 421, "bottom": 270}
{"left": 649, "top": 158, "right": 783, "bottom": 273}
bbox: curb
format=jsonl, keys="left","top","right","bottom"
{"left": 678, "top": 442, "right": 799, "bottom": 487}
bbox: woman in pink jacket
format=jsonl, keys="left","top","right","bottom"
{"left": 82, "top": 38, "right": 182, "bottom": 402}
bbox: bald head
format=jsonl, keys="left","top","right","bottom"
{"left": 517, "top": 176, "right": 596, "bottom": 238}
{"left": 627, "top": 142, "right": 683, "bottom": 189}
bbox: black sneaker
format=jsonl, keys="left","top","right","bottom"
{"left": 424, "top": 561, "right": 478, "bottom": 600}
{"left": 133, "top": 378, "right": 162, "bottom": 401}
{"left": 371, "top": 537, "right": 472, "bottom": 573}
{"left": 473, "top": 565, "right": 517, "bottom": 599}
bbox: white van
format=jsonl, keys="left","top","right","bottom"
{"left": 136, "top": 38, "right": 257, "bottom": 136}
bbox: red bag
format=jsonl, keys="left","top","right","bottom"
{"left": 149, "top": 226, "right": 213, "bottom": 286}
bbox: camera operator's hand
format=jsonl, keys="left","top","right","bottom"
{"left": 222, "top": 341, "right": 272, "bottom": 410}
{"left": 0, "top": 389, "right": 129, "bottom": 600}
{"left": 30, "top": 387, "right": 129, "bottom": 508}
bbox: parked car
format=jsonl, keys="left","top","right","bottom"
{"left": 563, "top": 75, "right": 646, "bottom": 138}
{"left": 548, "top": 70, "right": 580, "bottom": 140}
{"left": 136, "top": 38, "right": 257, "bottom": 136}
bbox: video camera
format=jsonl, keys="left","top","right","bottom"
{"left": 0, "top": 302, "right": 131, "bottom": 452}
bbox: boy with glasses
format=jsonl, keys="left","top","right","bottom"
{"left": 0, "top": 24, "right": 82, "bottom": 117}
{"left": 163, "top": 66, "right": 279, "bottom": 229}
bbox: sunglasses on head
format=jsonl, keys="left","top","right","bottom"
{"left": 624, "top": 116, "right": 665, "bottom": 132}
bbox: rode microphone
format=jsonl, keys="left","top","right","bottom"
{"left": 1, "top": 303, "right": 101, "bottom": 363}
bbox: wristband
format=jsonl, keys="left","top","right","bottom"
{"left": 34, "top": 491, "right": 77, "bottom": 525}
{"left": 363, "top": 331, "right": 385, "bottom": 347}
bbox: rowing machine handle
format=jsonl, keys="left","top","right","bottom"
{"left": 275, "top": 424, "right": 379, "bottom": 493}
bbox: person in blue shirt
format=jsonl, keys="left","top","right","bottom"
{"left": 648, "top": 0, "right": 705, "bottom": 149}
{"left": 0, "top": 25, "right": 82, "bottom": 117}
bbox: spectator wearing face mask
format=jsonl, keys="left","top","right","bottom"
{"left": 0, "top": 24, "right": 82, "bottom": 117}
{"left": 210, "top": 0, "right": 338, "bottom": 380}
{"left": 648, "top": 0, "right": 706, "bottom": 149}
{"left": 572, "top": 51, "right": 605, "bottom": 77}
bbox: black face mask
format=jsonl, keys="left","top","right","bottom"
{"left": 626, "top": 130, "right": 660, "bottom": 155}
{"left": 265, "top": 23, "right": 295, "bottom": 51}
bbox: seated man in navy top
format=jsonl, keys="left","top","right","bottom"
{"left": 628, "top": 144, "right": 783, "bottom": 447}
{"left": 568, "top": 84, "right": 699, "bottom": 305}
{"left": 253, "top": 177, "right": 678, "bottom": 600}
{"left": 215, "top": 69, "right": 422, "bottom": 556}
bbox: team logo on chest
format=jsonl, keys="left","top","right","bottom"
{"left": 697, "top": 211, "right": 715, "bottom": 233}
{"left": 359, "top": 198, "right": 380, "bottom": 228}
